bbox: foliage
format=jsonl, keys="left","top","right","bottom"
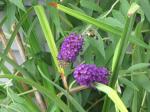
{"left": 0, "top": 0, "right": 150, "bottom": 112}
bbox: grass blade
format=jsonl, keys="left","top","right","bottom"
{"left": 9, "top": 0, "right": 26, "bottom": 12}
{"left": 34, "top": 5, "right": 68, "bottom": 90}
{"left": 48, "top": 2, "right": 122, "bottom": 36}
{"left": 37, "top": 66, "right": 86, "bottom": 112}
{"left": 0, "top": 8, "right": 33, "bottom": 70}
{"left": 0, "top": 16, "right": 7, "bottom": 27}
{"left": 34, "top": 5, "right": 63, "bottom": 74}
{"left": 119, "top": 77, "right": 139, "bottom": 91}
{"left": 127, "top": 63, "right": 150, "bottom": 72}
{"left": 0, "top": 53, "right": 71, "bottom": 112}
{"left": 0, "top": 74, "right": 71, "bottom": 112}
{"left": 94, "top": 83, "right": 128, "bottom": 112}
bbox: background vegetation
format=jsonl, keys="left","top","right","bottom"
{"left": 0, "top": 0, "right": 150, "bottom": 112}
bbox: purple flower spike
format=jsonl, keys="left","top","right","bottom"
{"left": 73, "top": 64, "right": 109, "bottom": 86}
{"left": 94, "top": 67, "right": 109, "bottom": 84}
{"left": 58, "top": 33, "right": 84, "bottom": 62}
{"left": 73, "top": 64, "right": 97, "bottom": 86}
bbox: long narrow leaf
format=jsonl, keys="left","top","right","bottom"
{"left": 34, "top": 5, "right": 63, "bottom": 73}
{"left": 127, "top": 63, "right": 150, "bottom": 72}
{"left": 119, "top": 77, "right": 139, "bottom": 91}
{"left": 94, "top": 83, "right": 128, "bottom": 112}
{"left": 0, "top": 8, "right": 33, "bottom": 69}
{"left": 37, "top": 66, "right": 86, "bottom": 112}
{"left": 48, "top": 2, "right": 122, "bottom": 36}
{"left": 0, "top": 74, "right": 71, "bottom": 112}
{"left": 9, "top": 0, "right": 26, "bottom": 12}
{"left": 0, "top": 16, "right": 7, "bottom": 27}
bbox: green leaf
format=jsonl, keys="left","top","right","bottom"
{"left": 22, "top": 58, "right": 40, "bottom": 80}
{"left": 7, "top": 88, "right": 39, "bottom": 112}
{"left": 83, "top": 46, "right": 94, "bottom": 64}
{"left": 59, "top": 13, "right": 73, "bottom": 28}
{"left": 0, "top": 65, "right": 11, "bottom": 74}
{"left": 111, "top": 12, "right": 135, "bottom": 88}
{"left": 0, "top": 105, "right": 19, "bottom": 112}
{"left": 48, "top": 1, "right": 64, "bottom": 36}
{"left": 139, "top": 0, "right": 150, "bottom": 23}
{"left": 37, "top": 61, "right": 60, "bottom": 112}
{"left": 121, "top": 87, "right": 134, "bottom": 107}
{"left": 147, "top": 94, "right": 150, "bottom": 112}
{"left": 69, "top": 4, "right": 85, "bottom": 14}
{"left": 0, "top": 16, "right": 7, "bottom": 28}
{"left": 103, "top": 17, "right": 124, "bottom": 28}
{"left": 0, "top": 54, "right": 70, "bottom": 112}
{"left": 0, "top": 75, "right": 72, "bottom": 112}
{"left": 55, "top": 4, "right": 122, "bottom": 36}
{"left": 37, "top": 66, "right": 86, "bottom": 112}
{"left": 87, "top": 35, "right": 105, "bottom": 58}
{"left": 119, "top": 77, "right": 139, "bottom": 91}
{"left": 9, "top": 0, "right": 26, "bottom": 12}
{"left": 5, "top": 3, "right": 16, "bottom": 32}
{"left": 34, "top": 5, "right": 63, "bottom": 73}
{"left": 135, "top": 75, "right": 150, "bottom": 92}
{"left": 16, "top": 10, "right": 42, "bottom": 54}
{"left": 103, "top": 3, "right": 137, "bottom": 112}
{"left": 111, "top": 2, "right": 139, "bottom": 87}
{"left": 94, "top": 83, "right": 128, "bottom": 112}
{"left": 0, "top": 8, "right": 33, "bottom": 71}
{"left": 112, "top": 10, "right": 125, "bottom": 24}
{"left": 80, "top": 0, "right": 102, "bottom": 12}
{"left": 0, "top": 1, "right": 5, "bottom": 5}
{"left": 127, "top": 63, "right": 150, "bottom": 72}
{"left": 34, "top": 52, "right": 52, "bottom": 65}
{"left": 130, "top": 36, "right": 150, "bottom": 49}
{"left": 0, "top": 86, "right": 6, "bottom": 99}
{"left": 132, "top": 91, "right": 138, "bottom": 112}
{"left": 119, "top": 0, "right": 130, "bottom": 16}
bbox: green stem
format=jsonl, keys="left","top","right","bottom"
{"left": 18, "top": 88, "right": 37, "bottom": 96}
{"left": 139, "top": 91, "right": 147, "bottom": 112}
{"left": 102, "top": 12, "right": 136, "bottom": 112}
{"left": 111, "top": 17, "right": 134, "bottom": 87}
{"left": 102, "top": 0, "right": 119, "bottom": 18}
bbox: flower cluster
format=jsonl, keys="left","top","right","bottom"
{"left": 73, "top": 64, "right": 109, "bottom": 86}
{"left": 58, "top": 33, "right": 83, "bottom": 62}
{"left": 58, "top": 33, "right": 109, "bottom": 86}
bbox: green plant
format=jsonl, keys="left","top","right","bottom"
{"left": 0, "top": 0, "right": 150, "bottom": 112}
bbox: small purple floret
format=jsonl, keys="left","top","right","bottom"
{"left": 58, "top": 33, "right": 84, "bottom": 62}
{"left": 73, "top": 64, "right": 109, "bottom": 86}
{"left": 95, "top": 67, "right": 109, "bottom": 84}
